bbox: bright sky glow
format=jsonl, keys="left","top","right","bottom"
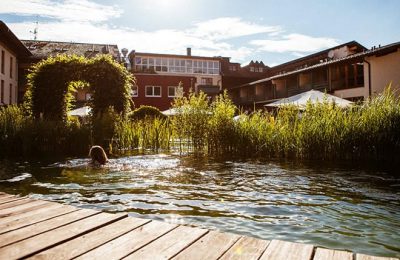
{"left": 0, "top": 0, "right": 398, "bottom": 66}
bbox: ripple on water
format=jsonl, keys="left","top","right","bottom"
{"left": 0, "top": 154, "right": 399, "bottom": 258}
{"left": 0, "top": 172, "right": 32, "bottom": 182}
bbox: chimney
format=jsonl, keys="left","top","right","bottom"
{"left": 187, "top": 47, "right": 191, "bottom": 56}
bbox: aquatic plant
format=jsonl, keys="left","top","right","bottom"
{"left": 128, "top": 105, "right": 166, "bottom": 121}
{"left": 1, "top": 86, "right": 399, "bottom": 165}
{"left": 0, "top": 105, "right": 90, "bottom": 157}
{"left": 170, "top": 90, "right": 211, "bottom": 152}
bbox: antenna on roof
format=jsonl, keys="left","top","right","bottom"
{"left": 29, "top": 16, "right": 39, "bottom": 40}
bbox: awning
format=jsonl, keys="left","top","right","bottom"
{"left": 265, "top": 90, "right": 353, "bottom": 108}
{"left": 68, "top": 106, "right": 91, "bottom": 117}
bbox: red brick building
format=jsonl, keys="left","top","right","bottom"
{"left": 219, "top": 57, "right": 270, "bottom": 90}
{"left": 132, "top": 74, "right": 195, "bottom": 110}
{"left": 128, "top": 48, "right": 270, "bottom": 111}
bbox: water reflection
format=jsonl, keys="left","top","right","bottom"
{"left": 0, "top": 155, "right": 399, "bottom": 257}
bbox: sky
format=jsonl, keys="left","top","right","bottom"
{"left": 0, "top": 0, "right": 399, "bottom": 66}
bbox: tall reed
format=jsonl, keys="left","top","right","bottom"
{"left": 0, "top": 105, "right": 90, "bottom": 157}
{"left": 1, "top": 86, "right": 399, "bottom": 163}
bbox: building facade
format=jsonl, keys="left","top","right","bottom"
{"left": 128, "top": 49, "right": 224, "bottom": 110}
{"left": 363, "top": 42, "right": 400, "bottom": 96}
{"left": 229, "top": 41, "right": 400, "bottom": 110}
{"left": 0, "top": 21, "right": 31, "bottom": 106}
{"left": 219, "top": 58, "right": 269, "bottom": 90}
{"left": 131, "top": 74, "right": 195, "bottom": 110}
{"left": 2, "top": 21, "right": 398, "bottom": 112}
{"left": 128, "top": 48, "right": 272, "bottom": 111}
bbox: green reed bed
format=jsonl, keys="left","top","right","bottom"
{"left": 0, "top": 105, "right": 90, "bottom": 157}
{"left": 1, "top": 87, "right": 399, "bottom": 163}
{"left": 164, "top": 87, "right": 400, "bottom": 161}
{"left": 112, "top": 117, "right": 171, "bottom": 153}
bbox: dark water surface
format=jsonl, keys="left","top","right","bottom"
{"left": 0, "top": 154, "right": 399, "bottom": 257}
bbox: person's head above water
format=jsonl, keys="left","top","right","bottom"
{"left": 89, "top": 145, "right": 108, "bottom": 165}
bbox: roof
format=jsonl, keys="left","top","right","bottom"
{"left": 131, "top": 51, "right": 225, "bottom": 61}
{"left": 21, "top": 40, "right": 120, "bottom": 60}
{"left": 233, "top": 41, "right": 400, "bottom": 90}
{"left": 270, "top": 40, "right": 366, "bottom": 71}
{"left": 0, "top": 21, "right": 31, "bottom": 57}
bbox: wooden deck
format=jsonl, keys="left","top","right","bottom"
{"left": 0, "top": 192, "right": 398, "bottom": 260}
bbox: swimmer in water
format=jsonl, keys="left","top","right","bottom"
{"left": 89, "top": 145, "right": 108, "bottom": 165}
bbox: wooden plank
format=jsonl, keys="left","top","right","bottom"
{"left": 0, "top": 208, "right": 99, "bottom": 247}
{"left": 0, "top": 200, "right": 50, "bottom": 218}
{"left": 0, "top": 203, "right": 78, "bottom": 234}
{"left": 259, "top": 240, "right": 314, "bottom": 260}
{"left": 0, "top": 198, "right": 32, "bottom": 210}
{"left": 125, "top": 225, "right": 209, "bottom": 260}
{"left": 356, "top": 254, "right": 399, "bottom": 260}
{"left": 0, "top": 212, "right": 127, "bottom": 259}
{"left": 313, "top": 248, "right": 353, "bottom": 260}
{"left": 30, "top": 217, "right": 151, "bottom": 260}
{"left": 173, "top": 231, "right": 241, "bottom": 260}
{"left": 0, "top": 197, "right": 25, "bottom": 205}
{"left": 0, "top": 201, "right": 53, "bottom": 217}
{"left": 0, "top": 202, "right": 66, "bottom": 226}
{"left": 0, "top": 195, "right": 21, "bottom": 204}
{"left": 220, "top": 236, "right": 270, "bottom": 260}
{"left": 76, "top": 220, "right": 177, "bottom": 260}
{"left": 0, "top": 192, "right": 11, "bottom": 198}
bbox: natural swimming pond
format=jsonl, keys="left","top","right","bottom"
{"left": 0, "top": 154, "right": 399, "bottom": 258}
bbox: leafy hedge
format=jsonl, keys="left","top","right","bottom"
{"left": 25, "top": 55, "right": 133, "bottom": 121}
{"left": 128, "top": 105, "right": 166, "bottom": 120}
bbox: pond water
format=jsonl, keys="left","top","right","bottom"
{"left": 0, "top": 154, "right": 399, "bottom": 257}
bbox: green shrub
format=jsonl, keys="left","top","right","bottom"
{"left": 128, "top": 106, "right": 166, "bottom": 121}
{"left": 25, "top": 54, "right": 133, "bottom": 122}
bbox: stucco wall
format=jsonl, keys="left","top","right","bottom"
{"left": 334, "top": 87, "right": 365, "bottom": 99}
{"left": 0, "top": 42, "right": 18, "bottom": 105}
{"left": 364, "top": 49, "right": 400, "bottom": 97}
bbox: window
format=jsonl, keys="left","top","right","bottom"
{"left": 161, "top": 58, "right": 168, "bottom": 72}
{"left": 250, "top": 67, "right": 255, "bottom": 72}
{"left": 254, "top": 67, "right": 259, "bottom": 72}
{"left": 145, "top": 85, "right": 161, "bottom": 97}
{"left": 10, "top": 57, "right": 13, "bottom": 78}
{"left": 259, "top": 67, "right": 263, "bottom": 73}
{"left": 1, "top": 51, "right": 4, "bottom": 74}
{"left": 0, "top": 80, "right": 4, "bottom": 104}
{"left": 135, "top": 56, "right": 219, "bottom": 75}
{"left": 9, "top": 84, "right": 12, "bottom": 104}
{"left": 201, "top": 78, "right": 213, "bottom": 85}
{"left": 155, "top": 58, "right": 162, "bottom": 72}
{"left": 142, "top": 58, "right": 148, "bottom": 69}
{"left": 131, "top": 85, "right": 138, "bottom": 97}
{"left": 168, "top": 86, "right": 176, "bottom": 97}
{"left": 168, "top": 85, "right": 184, "bottom": 97}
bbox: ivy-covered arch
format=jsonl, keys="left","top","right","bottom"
{"left": 25, "top": 55, "right": 133, "bottom": 121}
